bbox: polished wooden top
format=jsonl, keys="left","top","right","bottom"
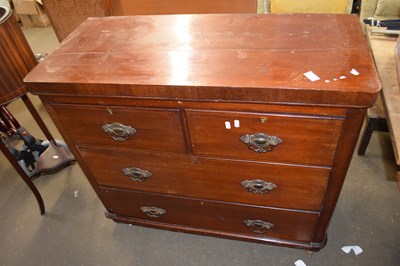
{"left": 25, "top": 14, "right": 380, "bottom": 107}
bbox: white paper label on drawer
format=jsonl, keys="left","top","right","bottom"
{"left": 225, "top": 121, "right": 231, "bottom": 129}
{"left": 234, "top": 119, "right": 240, "bottom": 128}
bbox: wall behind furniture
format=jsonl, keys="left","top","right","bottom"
{"left": 43, "top": 0, "right": 261, "bottom": 41}
{"left": 42, "top": 0, "right": 106, "bottom": 41}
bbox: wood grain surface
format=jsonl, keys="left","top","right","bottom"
{"left": 25, "top": 14, "right": 380, "bottom": 107}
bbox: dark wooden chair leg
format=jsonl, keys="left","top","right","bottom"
{"left": 358, "top": 118, "right": 375, "bottom": 155}
{"left": 357, "top": 117, "right": 388, "bottom": 156}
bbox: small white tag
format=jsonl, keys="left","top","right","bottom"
{"left": 303, "top": 71, "right": 320, "bottom": 82}
{"left": 350, "top": 69, "right": 360, "bottom": 76}
{"left": 234, "top": 120, "right": 240, "bottom": 128}
{"left": 340, "top": 75, "right": 347, "bottom": 79}
{"left": 225, "top": 121, "right": 231, "bottom": 129}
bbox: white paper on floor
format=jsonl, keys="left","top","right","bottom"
{"left": 341, "top": 245, "right": 363, "bottom": 255}
{"left": 294, "top": 259, "right": 307, "bottom": 266}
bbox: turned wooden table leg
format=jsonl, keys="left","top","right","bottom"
{"left": 21, "top": 94, "right": 55, "bottom": 143}
{"left": 0, "top": 139, "right": 45, "bottom": 215}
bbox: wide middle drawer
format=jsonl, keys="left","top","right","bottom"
{"left": 49, "top": 104, "right": 186, "bottom": 153}
{"left": 78, "top": 146, "right": 330, "bottom": 211}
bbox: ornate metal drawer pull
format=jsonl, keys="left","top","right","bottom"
{"left": 241, "top": 180, "right": 277, "bottom": 194}
{"left": 240, "top": 133, "right": 282, "bottom": 153}
{"left": 122, "top": 167, "right": 152, "bottom": 182}
{"left": 244, "top": 219, "right": 274, "bottom": 234}
{"left": 140, "top": 206, "right": 166, "bottom": 218}
{"left": 102, "top": 122, "right": 136, "bottom": 141}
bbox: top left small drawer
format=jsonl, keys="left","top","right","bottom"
{"left": 49, "top": 104, "right": 186, "bottom": 153}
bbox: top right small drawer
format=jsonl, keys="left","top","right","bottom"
{"left": 186, "top": 109, "right": 344, "bottom": 166}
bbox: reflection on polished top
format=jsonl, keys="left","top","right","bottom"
{"left": 25, "top": 14, "right": 380, "bottom": 107}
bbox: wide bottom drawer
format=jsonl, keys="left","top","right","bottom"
{"left": 99, "top": 187, "right": 319, "bottom": 244}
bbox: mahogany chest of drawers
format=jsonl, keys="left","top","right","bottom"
{"left": 25, "top": 14, "right": 380, "bottom": 250}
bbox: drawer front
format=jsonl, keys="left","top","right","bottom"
{"left": 186, "top": 110, "right": 344, "bottom": 165}
{"left": 50, "top": 104, "right": 186, "bottom": 153}
{"left": 79, "top": 146, "right": 329, "bottom": 211}
{"left": 99, "top": 188, "right": 319, "bottom": 243}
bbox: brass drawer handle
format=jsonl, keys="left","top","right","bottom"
{"left": 244, "top": 219, "right": 274, "bottom": 234}
{"left": 102, "top": 122, "right": 136, "bottom": 142}
{"left": 240, "top": 133, "right": 282, "bottom": 153}
{"left": 122, "top": 167, "right": 152, "bottom": 182}
{"left": 241, "top": 180, "right": 277, "bottom": 194}
{"left": 140, "top": 206, "right": 166, "bottom": 218}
